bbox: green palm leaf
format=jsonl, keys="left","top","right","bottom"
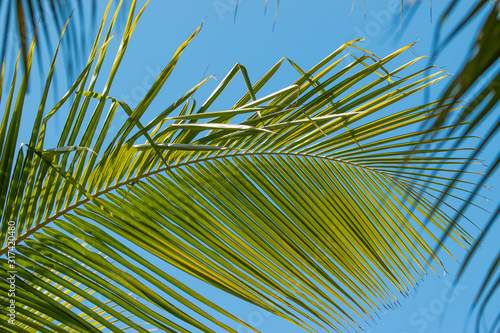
{"left": 0, "top": 1, "right": 480, "bottom": 332}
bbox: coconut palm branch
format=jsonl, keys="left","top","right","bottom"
{"left": 0, "top": 1, "right": 481, "bottom": 332}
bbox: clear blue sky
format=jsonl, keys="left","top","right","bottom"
{"left": 8, "top": 0, "right": 500, "bottom": 332}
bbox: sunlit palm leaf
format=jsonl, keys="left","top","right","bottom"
{"left": 0, "top": 1, "right": 480, "bottom": 332}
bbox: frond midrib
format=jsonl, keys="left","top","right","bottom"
{"left": 0, "top": 151, "right": 403, "bottom": 255}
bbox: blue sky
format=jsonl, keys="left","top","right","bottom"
{"left": 5, "top": 0, "right": 500, "bottom": 332}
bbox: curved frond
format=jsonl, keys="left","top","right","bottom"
{"left": 0, "top": 2, "right": 479, "bottom": 332}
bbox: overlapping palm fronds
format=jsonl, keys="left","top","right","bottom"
{"left": 0, "top": 1, "right": 482, "bottom": 332}
{"left": 349, "top": 0, "right": 500, "bottom": 330}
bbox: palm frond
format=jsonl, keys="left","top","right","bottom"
{"left": 0, "top": 1, "right": 481, "bottom": 332}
